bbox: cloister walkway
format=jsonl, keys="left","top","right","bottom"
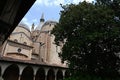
{"left": 0, "top": 58, "right": 69, "bottom": 80}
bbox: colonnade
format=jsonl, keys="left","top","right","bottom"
{"left": 0, "top": 62, "right": 69, "bottom": 80}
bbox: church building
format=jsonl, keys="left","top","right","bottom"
{"left": 0, "top": 14, "right": 69, "bottom": 80}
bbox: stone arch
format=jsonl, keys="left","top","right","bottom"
{"left": 35, "top": 67, "right": 45, "bottom": 80}
{"left": 21, "top": 66, "right": 34, "bottom": 80}
{"left": 47, "top": 68, "right": 55, "bottom": 80}
{"left": 65, "top": 70, "right": 70, "bottom": 78}
{"left": 57, "top": 70, "right": 63, "bottom": 80}
{"left": 2, "top": 64, "right": 19, "bottom": 80}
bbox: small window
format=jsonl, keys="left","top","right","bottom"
{"left": 14, "top": 39, "right": 18, "bottom": 42}
{"left": 24, "top": 42, "right": 27, "bottom": 45}
{"left": 17, "top": 48, "right": 21, "bottom": 53}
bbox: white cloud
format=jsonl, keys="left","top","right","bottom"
{"left": 35, "top": 0, "right": 74, "bottom": 6}
{"left": 34, "top": 0, "right": 94, "bottom": 6}
{"left": 32, "top": 19, "right": 37, "bottom": 23}
{"left": 35, "top": 0, "right": 65, "bottom": 6}
{"left": 53, "top": 0, "right": 65, "bottom": 6}
{"left": 21, "top": 17, "right": 39, "bottom": 29}
{"left": 73, "top": 0, "right": 80, "bottom": 4}
{"left": 21, "top": 17, "right": 31, "bottom": 28}
{"left": 36, "top": 0, "right": 42, "bottom": 4}
{"left": 21, "top": 0, "right": 95, "bottom": 29}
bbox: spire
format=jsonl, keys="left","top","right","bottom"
{"left": 32, "top": 23, "right": 35, "bottom": 28}
{"left": 35, "top": 13, "right": 45, "bottom": 30}
{"left": 31, "top": 23, "right": 35, "bottom": 31}
{"left": 40, "top": 13, "right": 45, "bottom": 22}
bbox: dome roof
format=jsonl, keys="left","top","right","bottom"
{"left": 18, "top": 22, "right": 30, "bottom": 31}
{"left": 42, "top": 20, "right": 57, "bottom": 27}
{"left": 41, "top": 20, "right": 57, "bottom": 31}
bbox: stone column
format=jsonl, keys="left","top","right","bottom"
{"left": 45, "top": 74, "right": 47, "bottom": 80}
{"left": 0, "top": 63, "right": 10, "bottom": 80}
{"left": 45, "top": 68, "right": 49, "bottom": 80}
{"left": 33, "top": 75, "right": 36, "bottom": 80}
{"left": 0, "top": 76, "right": 3, "bottom": 80}
{"left": 33, "top": 66, "right": 38, "bottom": 80}
{"left": 18, "top": 75, "right": 21, "bottom": 80}
{"left": 18, "top": 69, "right": 22, "bottom": 80}
{"left": 62, "top": 70, "right": 66, "bottom": 80}
{"left": 55, "top": 74, "right": 57, "bottom": 80}
{"left": 63, "top": 75, "right": 65, "bottom": 80}
{"left": 18, "top": 65, "right": 26, "bottom": 80}
{"left": 54, "top": 69, "right": 58, "bottom": 80}
{"left": 0, "top": 70, "right": 3, "bottom": 80}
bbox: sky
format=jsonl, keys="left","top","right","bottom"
{"left": 21, "top": 0, "right": 94, "bottom": 29}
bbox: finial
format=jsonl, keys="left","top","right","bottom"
{"left": 32, "top": 23, "right": 34, "bottom": 28}
{"left": 41, "top": 13, "right": 44, "bottom": 19}
{"left": 31, "top": 23, "right": 35, "bottom": 31}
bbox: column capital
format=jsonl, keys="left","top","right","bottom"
{"left": 44, "top": 68, "right": 49, "bottom": 76}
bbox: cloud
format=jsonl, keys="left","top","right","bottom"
{"left": 21, "top": 17, "right": 32, "bottom": 28}
{"left": 53, "top": 0, "right": 65, "bottom": 6}
{"left": 36, "top": 0, "right": 42, "bottom": 4}
{"left": 34, "top": 0, "right": 94, "bottom": 6}
{"left": 35, "top": 0, "right": 65, "bottom": 6}
{"left": 21, "top": 0, "right": 95, "bottom": 29}
{"left": 73, "top": 0, "right": 80, "bottom": 4}
{"left": 21, "top": 17, "right": 39, "bottom": 29}
{"left": 32, "top": 19, "right": 38, "bottom": 23}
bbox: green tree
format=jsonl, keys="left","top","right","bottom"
{"left": 52, "top": 1, "right": 120, "bottom": 79}
{"left": 96, "top": 0, "right": 120, "bottom": 17}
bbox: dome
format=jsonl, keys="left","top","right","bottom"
{"left": 18, "top": 22, "right": 30, "bottom": 31}
{"left": 42, "top": 20, "right": 57, "bottom": 27}
{"left": 40, "top": 20, "right": 57, "bottom": 31}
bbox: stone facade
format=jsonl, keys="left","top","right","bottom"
{"left": 1, "top": 23, "right": 33, "bottom": 60}
{"left": 0, "top": 14, "right": 69, "bottom": 80}
{"left": 1, "top": 14, "right": 66, "bottom": 67}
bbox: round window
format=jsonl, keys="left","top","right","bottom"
{"left": 17, "top": 48, "right": 21, "bottom": 53}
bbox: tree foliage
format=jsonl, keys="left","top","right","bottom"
{"left": 52, "top": 0, "right": 120, "bottom": 78}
